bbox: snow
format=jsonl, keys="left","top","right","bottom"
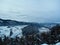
{"left": 56, "top": 42, "right": 60, "bottom": 45}
{"left": 41, "top": 42, "right": 60, "bottom": 45}
{"left": 41, "top": 44, "right": 48, "bottom": 45}
{"left": 0, "top": 26, "right": 60, "bottom": 45}
{"left": 39, "top": 27, "right": 50, "bottom": 33}
{"left": 39, "top": 27, "right": 60, "bottom": 45}
{"left": 0, "top": 25, "right": 27, "bottom": 38}
{"left": 0, "top": 26, "right": 10, "bottom": 37}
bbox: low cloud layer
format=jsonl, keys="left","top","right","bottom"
{"left": 0, "top": 0, "right": 60, "bottom": 23}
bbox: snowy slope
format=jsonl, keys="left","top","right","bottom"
{"left": 41, "top": 42, "right": 60, "bottom": 45}
{"left": 0, "top": 25, "right": 60, "bottom": 45}
{"left": 0, "top": 25, "right": 27, "bottom": 38}
{"left": 39, "top": 27, "right": 50, "bottom": 33}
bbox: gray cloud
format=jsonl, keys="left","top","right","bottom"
{"left": 0, "top": 0, "right": 60, "bottom": 23}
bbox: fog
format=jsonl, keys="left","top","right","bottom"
{"left": 0, "top": 0, "right": 60, "bottom": 23}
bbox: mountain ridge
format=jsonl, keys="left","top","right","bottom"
{"left": 0, "top": 18, "right": 40, "bottom": 26}
{"left": 0, "top": 18, "right": 59, "bottom": 28}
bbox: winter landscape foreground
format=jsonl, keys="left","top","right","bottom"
{"left": 0, "top": 19, "right": 60, "bottom": 45}
{"left": 0, "top": 25, "right": 60, "bottom": 45}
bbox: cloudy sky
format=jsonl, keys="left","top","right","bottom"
{"left": 0, "top": 0, "right": 60, "bottom": 23}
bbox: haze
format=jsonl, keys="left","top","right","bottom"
{"left": 0, "top": 0, "right": 60, "bottom": 23}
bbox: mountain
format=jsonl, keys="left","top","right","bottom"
{"left": 0, "top": 18, "right": 59, "bottom": 28}
{"left": 0, "top": 18, "right": 40, "bottom": 26}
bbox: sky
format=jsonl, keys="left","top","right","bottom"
{"left": 0, "top": 0, "right": 60, "bottom": 23}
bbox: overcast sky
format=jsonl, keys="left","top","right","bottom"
{"left": 0, "top": 0, "right": 60, "bottom": 23}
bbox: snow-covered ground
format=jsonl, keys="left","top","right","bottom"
{"left": 39, "top": 27, "right": 60, "bottom": 45}
{"left": 0, "top": 26, "right": 60, "bottom": 45}
{"left": 41, "top": 42, "right": 60, "bottom": 45}
{"left": 0, "top": 25, "right": 27, "bottom": 38}
{"left": 56, "top": 42, "right": 60, "bottom": 45}
{"left": 39, "top": 27, "right": 50, "bottom": 34}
